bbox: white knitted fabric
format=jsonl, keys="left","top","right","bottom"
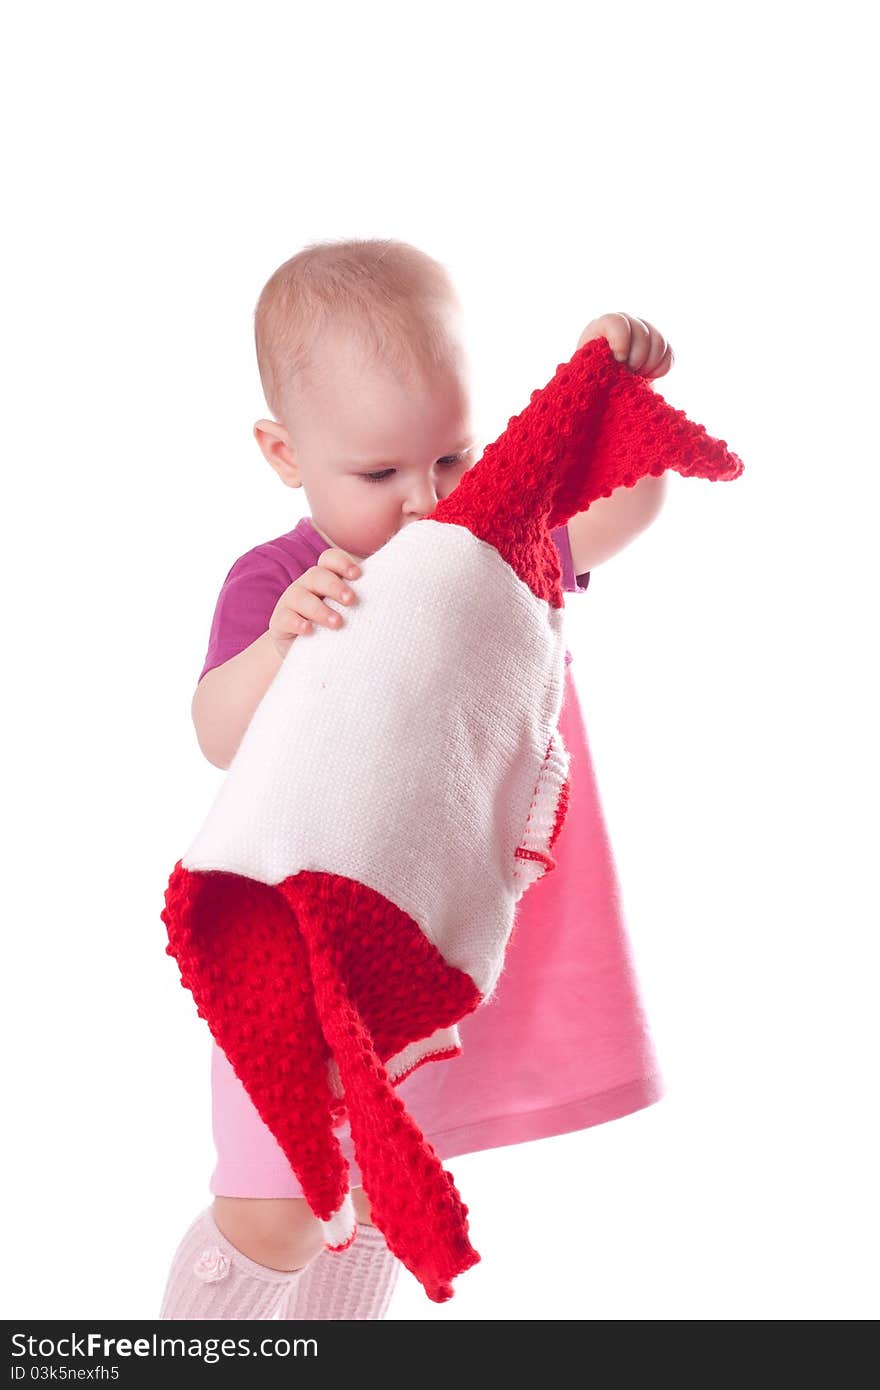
{"left": 159, "top": 1206, "right": 307, "bottom": 1320}
{"left": 181, "top": 520, "right": 569, "bottom": 1011}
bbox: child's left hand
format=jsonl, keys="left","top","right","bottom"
{"left": 576, "top": 313, "right": 673, "bottom": 380}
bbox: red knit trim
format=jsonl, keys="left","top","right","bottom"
{"left": 163, "top": 862, "right": 348, "bottom": 1220}
{"left": 331, "top": 1045, "right": 463, "bottom": 1123}
{"left": 548, "top": 775, "right": 571, "bottom": 850}
{"left": 429, "top": 336, "right": 743, "bottom": 607}
{"left": 512, "top": 736, "right": 570, "bottom": 881}
{"left": 391, "top": 1046, "right": 461, "bottom": 1086}
{"left": 162, "top": 863, "right": 482, "bottom": 1303}
{"left": 279, "top": 873, "right": 482, "bottom": 1302}
{"left": 514, "top": 845, "right": 556, "bottom": 870}
{"left": 326, "top": 1231, "right": 357, "bottom": 1253}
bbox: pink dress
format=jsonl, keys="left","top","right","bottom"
{"left": 201, "top": 516, "right": 665, "bottom": 1196}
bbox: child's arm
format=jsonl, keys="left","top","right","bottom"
{"left": 567, "top": 310, "right": 673, "bottom": 575}
{"left": 192, "top": 630, "right": 283, "bottom": 770}
{"left": 567, "top": 471, "right": 668, "bottom": 576}
{"left": 193, "top": 546, "right": 361, "bottom": 770}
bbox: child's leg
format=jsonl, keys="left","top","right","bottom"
{"left": 211, "top": 1195, "right": 326, "bottom": 1270}
{"left": 158, "top": 1197, "right": 323, "bottom": 1321}
{"left": 278, "top": 1186, "right": 401, "bottom": 1321}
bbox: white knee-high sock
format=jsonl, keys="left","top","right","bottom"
{"left": 279, "top": 1221, "right": 401, "bottom": 1320}
{"left": 159, "top": 1206, "right": 309, "bottom": 1320}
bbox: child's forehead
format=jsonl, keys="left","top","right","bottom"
{"left": 308, "top": 323, "right": 467, "bottom": 391}
{"left": 279, "top": 327, "right": 473, "bottom": 455}
{"left": 296, "top": 361, "right": 468, "bottom": 433}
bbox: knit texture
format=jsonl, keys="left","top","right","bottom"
{"left": 279, "top": 1222, "right": 401, "bottom": 1320}
{"left": 162, "top": 336, "right": 744, "bottom": 1304}
{"left": 159, "top": 1206, "right": 306, "bottom": 1320}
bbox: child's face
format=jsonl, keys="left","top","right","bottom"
{"left": 269, "top": 329, "right": 478, "bottom": 562}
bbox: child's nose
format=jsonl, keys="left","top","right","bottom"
{"left": 404, "top": 482, "right": 439, "bottom": 516}
{"left": 400, "top": 492, "right": 436, "bottom": 519}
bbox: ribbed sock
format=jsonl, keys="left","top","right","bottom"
{"left": 279, "top": 1221, "right": 401, "bottom": 1320}
{"left": 159, "top": 1205, "right": 309, "bottom": 1320}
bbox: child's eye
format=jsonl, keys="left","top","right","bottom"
{"left": 362, "top": 455, "right": 466, "bottom": 484}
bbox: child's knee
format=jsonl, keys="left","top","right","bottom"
{"left": 211, "top": 1196, "right": 325, "bottom": 1272}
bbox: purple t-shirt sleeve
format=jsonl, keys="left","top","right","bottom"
{"left": 198, "top": 552, "right": 298, "bottom": 684}
{"left": 551, "top": 523, "right": 591, "bottom": 594}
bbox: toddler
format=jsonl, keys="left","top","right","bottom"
{"left": 159, "top": 239, "right": 666, "bottom": 1320}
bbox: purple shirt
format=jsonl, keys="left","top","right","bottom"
{"left": 198, "top": 516, "right": 590, "bottom": 684}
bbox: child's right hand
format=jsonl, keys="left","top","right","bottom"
{"left": 268, "top": 548, "right": 361, "bottom": 660}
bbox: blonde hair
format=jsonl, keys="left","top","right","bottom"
{"left": 254, "top": 238, "right": 466, "bottom": 424}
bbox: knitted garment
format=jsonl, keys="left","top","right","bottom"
{"left": 162, "top": 336, "right": 743, "bottom": 1303}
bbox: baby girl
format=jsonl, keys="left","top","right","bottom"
{"left": 158, "top": 239, "right": 669, "bottom": 1319}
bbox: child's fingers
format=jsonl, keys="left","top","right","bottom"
{"left": 292, "top": 578, "right": 356, "bottom": 630}
{"left": 275, "top": 559, "right": 360, "bottom": 641}
{"left": 317, "top": 547, "right": 361, "bottom": 580}
{"left": 308, "top": 567, "right": 358, "bottom": 610}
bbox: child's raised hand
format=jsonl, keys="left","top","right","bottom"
{"left": 268, "top": 547, "right": 361, "bottom": 660}
{"left": 576, "top": 313, "right": 674, "bottom": 379}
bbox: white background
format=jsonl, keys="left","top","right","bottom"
{"left": 2, "top": 0, "right": 877, "bottom": 1322}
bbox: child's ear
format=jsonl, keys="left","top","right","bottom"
{"left": 253, "top": 418, "right": 301, "bottom": 487}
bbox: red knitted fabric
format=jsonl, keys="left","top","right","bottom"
{"left": 432, "top": 336, "right": 741, "bottom": 605}
{"left": 163, "top": 867, "right": 482, "bottom": 1296}
{"left": 162, "top": 337, "right": 743, "bottom": 1302}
